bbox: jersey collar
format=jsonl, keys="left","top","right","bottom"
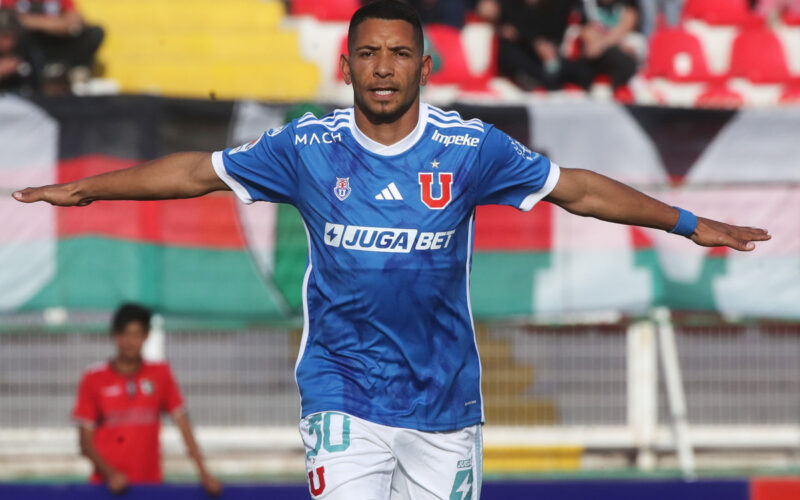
{"left": 349, "top": 103, "right": 429, "bottom": 156}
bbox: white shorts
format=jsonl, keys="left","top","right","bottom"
{"left": 299, "top": 412, "right": 483, "bottom": 500}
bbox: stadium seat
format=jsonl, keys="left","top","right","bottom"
{"left": 682, "top": 0, "right": 753, "bottom": 25}
{"left": 291, "top": 0, "right": 360, "bottom": 21}
{"left": 645, "top": 28, "right": 719, "bottom": 83}
{"left": 78, "top": 0, "right": 285, "bottom": 32}
{"left": 76, "top": 0, "right": 320, "bottom": 100}
{"left": 334, "top": 34, "right": 348, "bottom": 81}
{"left": 695, "top": 84, "right": 744, "bottom": 108}
{"left": 425, "top": 24, "right": 490, "bottom": 90}
{"left": 780, "top": 84, "right": 800, "bottom": 104}
{"left": 784, "top": 11, "right": 800, "bottom": 26}
{"left": 729, "top": 28, "right": 793, "bottom": 83}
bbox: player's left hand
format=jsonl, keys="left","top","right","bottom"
{"left": 690, "top": 217, "right": 770, "bottom": 251}
{"left": 201, "top": 473, "right": 223, "bottom": 497}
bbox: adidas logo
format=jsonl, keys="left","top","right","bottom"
{"left": 375, "top": 182, "right": 404, "bottom": 201}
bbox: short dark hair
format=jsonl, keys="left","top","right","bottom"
{"left": 111, "top": 303, "right": 151, "bottom": 334}
{"left": 347, "top": 0, "right": 424, "bottom": 54}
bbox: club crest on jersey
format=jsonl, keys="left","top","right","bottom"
{"left": 229, "top": 136, "right": 261, "bottom": 155}
{"left": 418, "top": 171, "right": 453, "bottom": 210}
{"left": 334, "top": 177, "right": 351, "bottom": 201}
{"left": 140, "top": 379, "right": 154, "bottom": 395}
{"left": 267, "top": 124, "right": 288, "bottom": 137}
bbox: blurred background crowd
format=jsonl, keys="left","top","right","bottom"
{"left": 0, "top": 0, "right": 798, "bottom": 108}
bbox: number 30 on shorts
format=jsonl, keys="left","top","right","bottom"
{"left": 306, "top": 412, "right": 352, "bottom": 458}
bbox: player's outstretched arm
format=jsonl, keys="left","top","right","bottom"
{"left": 543, "top": 167, "right": 771, "bottom": 251}
{"left": 12, "top": 152, "right": 228, "bottom": 207}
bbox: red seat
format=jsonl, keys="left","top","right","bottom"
{"left": 780, "top": 84, "right": 800, "bottom": 104}
{"left": 335, "top": 34, "right": 348, "bottom": 81}
{"left": 784, "top": 11, "right": 800, "bottom": 25}
{"left": 683, "top": 0, "right": 752, "bottom": 25}
{"left": 291, "top": 0, "right": 360, "bottom": 21}
{"left": 695, "top": 84, "right": 744, "bottom": 108}
{"left": 729, "top": 28, "right": 792, "bottom": 83}
{"left": 425, "top": 24, "right": 490, "bottom": 90}
{"left": 645, "top": 28, "right": 717, "bottom": 82}
{"left": 425, "top": 24, "right": 472, "bottom": 85}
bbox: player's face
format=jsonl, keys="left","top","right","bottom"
{"left": 341, "top": 18, "right": 432, "bottom": 123}
{"left": 114, "top": 321, "right": 148, "bottom": 362}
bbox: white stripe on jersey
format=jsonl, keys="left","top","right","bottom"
{"left": 427, "top": 110, "right": 483, "bottom": 128}
{"left": 465, "top": 208, "right": 485, "bottom": 423}
{"left": 427, "top": 107, "right": 484, "bottom": 130}
{"left": 298, "top": 109, "right": 352, "bottom": 128}
{"left": 294, "top": 219, "right": 314, "bottom": 418}
{"left": 427, "top": 118, "right": 485, "bottom": 133}
{"left": 297, "top": 118, "right": 350, "bottom": 129}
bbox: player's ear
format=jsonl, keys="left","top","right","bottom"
{"left": 340, "top": 53, "right": 352, "bottom": 85}
{"left": 419, "top": 54, "right": 433, "bottom": 86}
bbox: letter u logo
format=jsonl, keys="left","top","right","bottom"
{"left": 418, "top": 172, "right": 453, "bottom": 210}
{"left": 308, "top": 466, "right": 326, "bottom": 496}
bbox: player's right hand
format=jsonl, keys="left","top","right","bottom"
{"left": 12, "top": 183, "right": 91, "bottom": 206}
{"left": 106, "top": 470, "right": 128, "bottom": 494}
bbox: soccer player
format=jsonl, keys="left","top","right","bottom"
{"left": 72, "top": 303, "right": 221, "bottom": 495}
{"left": 15, "top": 2, "right": 769, "bottom": 498}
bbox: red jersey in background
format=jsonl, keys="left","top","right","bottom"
{"left": 72, "top": 361, "right": 185, "bottom": 483}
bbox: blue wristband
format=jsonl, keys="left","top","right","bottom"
{"left": 668, "top": 207, "right": 698, "bottom": 237}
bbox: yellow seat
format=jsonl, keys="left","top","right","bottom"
{"left": 77, "top": 0, "right": 284, "bottom": 32}
{"left": 99, "top": 32, "right": 302, "bottom": 62}
{"left": 74, "top": 0, "right": 320, "bottom": 100}
{"left": 105, "top": 60, "right": 320, "bottom": 101}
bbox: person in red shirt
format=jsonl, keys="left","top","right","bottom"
{"left": 72, "top": 303, "right": 221, "bottom": 495}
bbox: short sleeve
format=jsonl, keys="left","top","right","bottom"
{"left": 71, "top": 374, "right": 97, "bottom": 428}
{"left": 212, "top": 122, "right": 299, "bottom": 205}
{"left": 161, "top": 364, "right": 185, "bottom": 416}
{"left": 474, "top": 127, "right": 560, "bottom": 211}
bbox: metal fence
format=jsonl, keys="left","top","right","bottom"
{"left": 1, "top": 321, "right": 798, "bottom": 429}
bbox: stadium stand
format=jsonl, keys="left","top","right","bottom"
{"left": 780, "top": 83, "right": 800, "bottom": 103}
{"left": 74, "top": 0, "right": 319, "bottom": 100}
{"left": 291, "top": 0, "right": 360, "bottom": 21}
{"left": 682, "top": 0, "right": 754, "bottom": 26}
{"left": 424, "top": 23, "right": 493, "bottom": 91}
{"left": 729, "top": 26, "right": 794, "bottom": 83}
{"left": 786, "top": 10, "right": 800, "bottom": 25}
{"left": 63, "top": 0, "right": 800, "bottom": 107}
{"left": 694, "top": 83, "right": 745, "bottom": 108}
{"left": 644, "top": 28, "right": 718, "bottom": 83}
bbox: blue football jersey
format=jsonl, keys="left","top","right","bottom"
{"left": 212, "top": 103, "right": 560, "bottom": 431}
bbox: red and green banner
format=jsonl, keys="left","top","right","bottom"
{"left": 1, "top": 96, "right": 798, "bottom": 322}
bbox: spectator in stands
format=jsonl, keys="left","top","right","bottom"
{"left": 0, "top": 8, "right": 37, "bottom": 94}
{"left": 579, "top": 0, "right": 643, "bottom": 89}
{"left": 476, "top": 0, "right": 594, "bottom": 91}
{"left": 406, "top": 0, "right": 468, "bottom": 28}
{"left": 639, "top": 0, "right": 683, "bottom": 37}
{"left": 756, "top": 0, "right": 800, "bottom": 23}
{"left": 0, "top": 0, "right": 103, "bottom": 92}
{"left": 72, "top": 303, "right": 222, "bottom": 496}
